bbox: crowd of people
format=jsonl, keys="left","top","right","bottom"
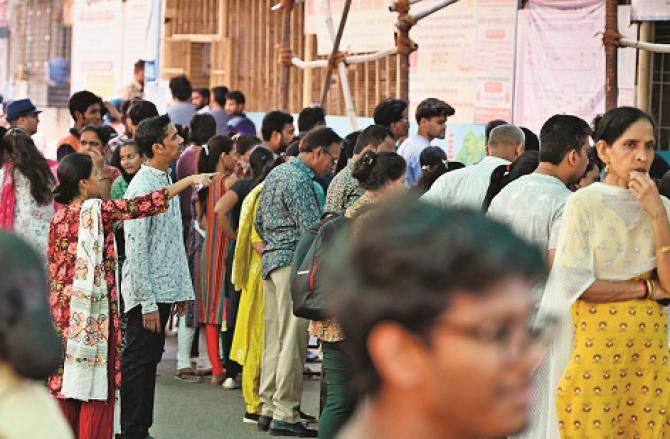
{"left": 1, "top": 66, "right": 670, "bottom": 439}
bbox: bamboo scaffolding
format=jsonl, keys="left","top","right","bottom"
{"left": 620, "top": 38, "right": 670, "bottom": 54}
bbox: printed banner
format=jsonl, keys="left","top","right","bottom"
{"left": 0, "top": 0, "right": 7, "bottom": 28}
{"left": 409, "top": 0, "right": 517, "bottom": 161}
{"left": 513, "top": 3, "right": 605, "bottom": 133}
{"left": 410, "top": 0, "right": 517, "bottom": 125}
{"left": 71, "top": 0, "right": 156, "bottom": 99}
{"left": 631, "top": 0, "right": 670, "bottom": 21}
{"left": 304, "top": 0, "right": 395, "bottom": 55}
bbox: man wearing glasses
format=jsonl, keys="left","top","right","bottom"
{"left": 255, "top": 126, "right": 342, "bottom": 437}
{"left": 326, "top": 196, "right": 553, "bottom": 439}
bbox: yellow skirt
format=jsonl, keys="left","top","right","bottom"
{"left": 556, "top": 299, "right": 670, "bottom": 438}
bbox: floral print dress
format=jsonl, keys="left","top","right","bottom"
{"left": 47, "top": 189, "right": 169, "bottom": 398}
{"left": 0, "top": 167, "right": 54, "bottom": 257}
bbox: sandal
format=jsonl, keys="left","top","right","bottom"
{"left": 174, "top": 368, "right": 201, "bottom": 383}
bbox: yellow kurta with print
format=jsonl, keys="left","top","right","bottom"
{"left": 552, "top": 183, "right": 670, "bottom": 439}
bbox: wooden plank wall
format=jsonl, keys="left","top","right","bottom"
{"left": 162, "top": 0, "right": 399, "bottom": 117}
{"left": 219, "top": 0, "right": 306, "bottom": 113}
{"left": 171, "top": 0, "right": 218, "bottom": 35}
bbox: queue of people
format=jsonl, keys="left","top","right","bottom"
{"left": 2, "top": 75, "right": 670, "bottom": 439}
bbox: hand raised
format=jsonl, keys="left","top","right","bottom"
{"left": 191, "top": 173, "right": 217, "bottom": 187}
{"left": 629, "top": 172, "right": 665, "bottom": 220}
{"left": 87, "top": 147, "right": 105, "bottom": 172}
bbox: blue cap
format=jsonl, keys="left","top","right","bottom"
{"left": 6, "top": 99, "right": 41, "bottom": 121}
{"left": 227, "top": 116, "right": 256, "bottom": 137}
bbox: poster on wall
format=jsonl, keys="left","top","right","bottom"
{"left": 71, "top": 0, "right": 157, "bottom": 99}
{"left": 513, "top": 2, "right": 605, "bottom": 134}
{"left": 304, "top": 0, "right": 395, "bottom": 55}
{"left": 0, "top": 0, "right": 7, "bottom": 29}
{"left": 409, "top": 0, "right": 517, "bottom": 164}
{"left": 71, "top": 1, "right": 121, "bottom": 98}
{"left": 631, "top": 0, "right": 670, "bottom": 21}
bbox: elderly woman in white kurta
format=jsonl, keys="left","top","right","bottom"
{"left": 533, "top": 107, "right": 670, "bottom": 439}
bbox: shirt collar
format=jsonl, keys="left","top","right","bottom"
{"left": 141, "top": 163, "right": 170, "bottom": 179}
{"left": 289, "top": 156, "right": 316, "bottom": 179}
{"left": 480, "top": 156, "right": 511, "bottom": 167}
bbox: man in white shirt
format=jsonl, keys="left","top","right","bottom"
{"left": 488, "top": 115, "right": 591, "bottom": 271}
{"left": 488, "top": 115, "right": 591, "bottom": 439}
{"left": 397, "top": 98, "right": 454, "bottom": 185}
{"left": 422, "top": 124, "right": 525, "bottom": 209}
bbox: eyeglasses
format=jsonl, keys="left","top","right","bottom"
{"left": 436, "top": 314, "right": 558, "bottom": 360}
{"left": 322, "top": 148, "right": 338, "bottom": 165}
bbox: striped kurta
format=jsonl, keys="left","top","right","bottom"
{"left": 197, "top": 175, "right": 229, "bottom": 325}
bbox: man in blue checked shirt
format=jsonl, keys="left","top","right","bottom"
{"left": 255, "top": 126, "right": 342, "bottom": 437}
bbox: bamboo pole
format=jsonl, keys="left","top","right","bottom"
{"left": 389, "top": 0, "right": 425, "bottom": 11}
{"left": 303, "top": 36, "right": 315, "bottom": 107}
{"left": 636, "top": 23, "right": 653, "bottom": 113}
{"left": 319, "top": 0, "right": 352, "bottom": 108}
{"left": 323, "top": 0, "right": 358, "bottom": 130}
{"left": 621, "top": 37, "right": 670, "bottom": 54}
{"left": 604, "top": 0, "right": 618, "bottom": 110}
{"left": 395, "top": 0, "right": 412, "bottom": 103}
{"left": 410, "top": 0, "right": 459, "bottom": 22}
{"left": 278, "top": 0, "right": 294, "bottom": 112}
{"left": 290, "top": 47, "right": 398, "bottom": 69}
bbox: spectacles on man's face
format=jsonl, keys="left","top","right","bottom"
{"left": 435, "top": 314, "right": 558, "bottom": 361}
{"left": 322, "top": 148, "right": 338, "bottom": 165}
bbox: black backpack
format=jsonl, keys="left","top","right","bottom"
{"left": 290, "top": 212, "right": 350, "bottom": 320}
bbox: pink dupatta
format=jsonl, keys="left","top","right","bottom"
{"left": 0, "top": 162, "right": 15, "bottom": 229}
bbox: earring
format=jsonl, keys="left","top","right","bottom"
{"left": 604, "top": 163, "right": 610, "bottom": 174}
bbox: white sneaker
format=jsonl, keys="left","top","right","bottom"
{"left": 222, "top": 377, "right": 240, "bottom": 390}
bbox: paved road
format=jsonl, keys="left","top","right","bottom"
{"left": 150, "top": 332, "right": 321, "bottom": 439}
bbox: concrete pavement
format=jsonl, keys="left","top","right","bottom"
{"left": 150, "top": 332, "right": 321, "bottom": 439}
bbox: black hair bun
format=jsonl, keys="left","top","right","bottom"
{"left": 352, "top": 151, "right": 377, "bottom": 183}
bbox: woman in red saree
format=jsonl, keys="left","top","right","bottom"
{"left": 48, "top": 152, "right": 213, "bottom": 438}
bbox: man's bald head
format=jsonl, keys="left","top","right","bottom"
{"left": 487, "top": 124, "right": 525, "bottom": 162}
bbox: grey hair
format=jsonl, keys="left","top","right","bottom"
{"left": 488, "top": 124, "right": 525, "bottom": 149}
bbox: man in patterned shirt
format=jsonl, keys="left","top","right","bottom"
{"left": 255, "top": 126, "right": 342, "bottom": 437}
{"left": 121, "top": 114, "right": 194, "bottom": 439}
{"left": 324, "top": 124, "right": 396, "bottom": 214}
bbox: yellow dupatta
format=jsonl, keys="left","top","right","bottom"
{"left": 230, "top": 183, "right": 264, "bottom": 366}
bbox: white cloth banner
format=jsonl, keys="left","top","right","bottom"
{"left": 304, "top": 0, "right": 395, "bottom": 56}
{"left": 527, "top": 0, "right": 602, "bottom": 8}
{"left": 71, "top": 0, "right": 156, "bottom": 99}
{"left": 513, "top": 2, "right": 605, "bottom": 133}
{"left": 631, "top": 0, "right": 670, "bottom": 21}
